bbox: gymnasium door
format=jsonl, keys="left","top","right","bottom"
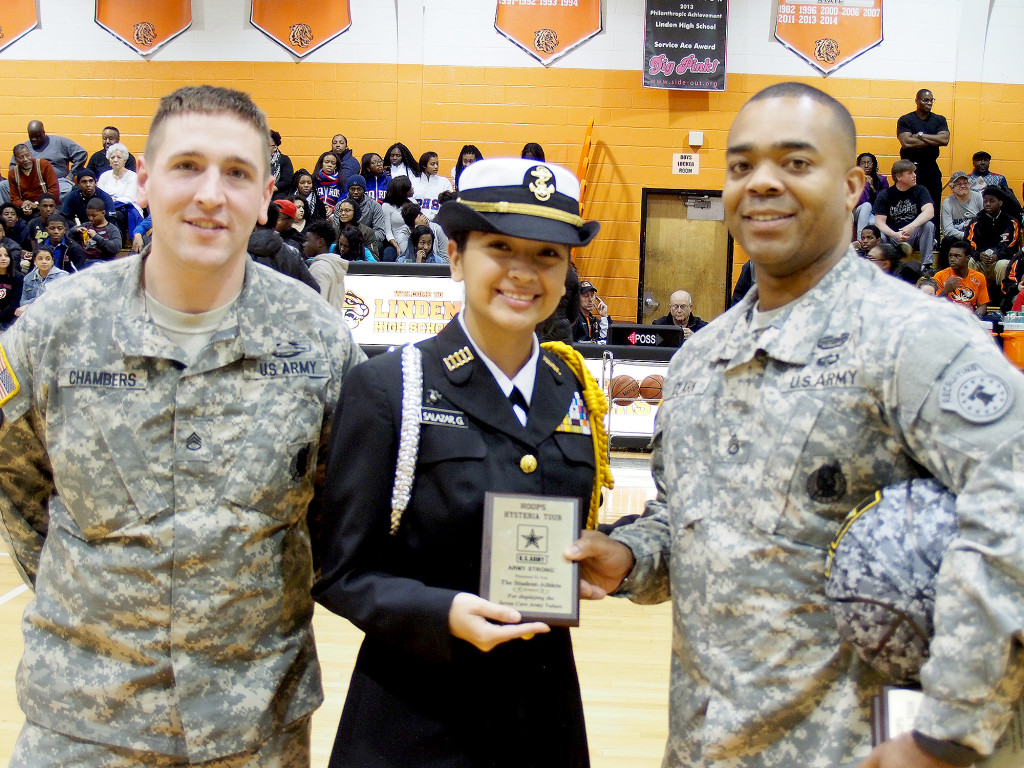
{"left": 638, "top": 189, "right": 733, "bottom": 324}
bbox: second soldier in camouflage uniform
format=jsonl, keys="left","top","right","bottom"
{"left": 0, "top": 86, "right": 365, "bottom": 766}
{"left": 568, "top": 83, "right": 1024, "bottom": 768}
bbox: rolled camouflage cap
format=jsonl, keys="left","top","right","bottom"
{"left": 824, "top": 478, "right": 958, "bottom": 683}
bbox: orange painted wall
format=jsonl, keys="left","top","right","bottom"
{"left": 0, "top": 61, "right": 1017, "bottom": 319}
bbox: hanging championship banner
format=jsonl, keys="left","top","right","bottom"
{"left": 643, "top": 0, "right": 728, "bottom": 90}
{"left": 774, "top": 0, "right": 883, "bottom": 76}
{"left": 495, "top": 0, "right": 602, "bottom": 66}
{"left": 95, "top": 0, "right": 192, "bottom": 56}
{"left": 251, "top": 0, "right": 351, "bottom": 58}
{"left": 0, "top": 0, "right": 39, "bottom": 54}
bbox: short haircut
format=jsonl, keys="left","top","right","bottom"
{"left": 145, "top": 85, "right": 270, "bottom": 172}
{"left": 891, "top": 159, "right": 917, "bottom": 179}
{"left": 0, "top": 202, "right": 19, "bottom": 215}
{"left": 47, "top": 213, "right": 67, "bottom": 227}
{"left": 915, "top": 88, "right": 932, "bottom": 100}
{"left": 37, "top": 193, "right": 56, "bottom": 204}
{"left": 400, "top": 201, "right": 422, "bottom": 228}
{"left": 106, "top": 142, "right": 129, "bottom": 160}
{"left": 946, "top": 238, "right": 972, "bottom": 256}
{"left": 746, "top": 82, "right": 856, "bottom": 157}
{"left": 85, "top": 198, "right": 106, "bottom": 212}
{"left": 306, "top": 221, "right": 336, "bottom": 247}
{"left": 916, "top": 277, "right": 939, "bottom": 291}
{"left": 103, "top": 126, "right": 120, "bottom": 136}
{"left": 12, "top": 143, "right": 30, "bottom": 156}
{"left": 861, "top": 224, "right": 881, "bottom": 238}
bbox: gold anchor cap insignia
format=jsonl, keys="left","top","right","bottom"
{"left": 526, "top": 166, "right": 555, "bottom": 202}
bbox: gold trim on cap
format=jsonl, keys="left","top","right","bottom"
{"left": 458, "top": 199, "right": 584, "bottom": 227}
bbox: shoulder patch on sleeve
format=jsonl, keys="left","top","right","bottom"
{"left": 938, "top": 362, "right": 1014, "bottom": 424}
{"left": 0, "top": 342, "right": 20, "bottom": 407}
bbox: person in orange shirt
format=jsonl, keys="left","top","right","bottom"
{"left": 934, "top": 239, "right": 989, "bottom": 317}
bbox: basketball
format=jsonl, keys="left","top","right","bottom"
{"left": 610, "top": 375, "right": 640, "bottom": 405}
{"left": 640, "top": 374, "right": 664, "bottom": 402}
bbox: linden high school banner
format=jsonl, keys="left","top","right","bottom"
{"left": 644, "top": 0, "right": 728, "bottom": 90}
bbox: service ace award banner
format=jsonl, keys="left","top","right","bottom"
{"left": 774, "top": 0, "right": 883, "bottom": 76}
{"left": 644, "top": 0, "right": 728, "bottom": 90}
{"left": 0, "top": 0, "right": 38, "bottom": 54}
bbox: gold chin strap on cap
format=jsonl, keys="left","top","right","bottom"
{"left": 458, "top": 198, "right": 584, "bottom": 227}
{"left": 541, "top": 341, "right": 614, "bottom": 530}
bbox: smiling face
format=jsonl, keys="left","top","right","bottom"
{"left": 449, "top": 231, "right": 569, "bottom": 353}
{"left": 723, "top": 95, "right": 862, "bottom": 283}
{"left": 136, "top": 111, "right": 274, "bottom": 281}
{"left": 336, "top": 201, "right": 355, "bottom": 224}
{"left": 950, "top": 176, "right": 971, "bottom": 200}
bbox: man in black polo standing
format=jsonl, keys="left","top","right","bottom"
{"left": 897, "top": 89, "right": 949, "bottom": 229}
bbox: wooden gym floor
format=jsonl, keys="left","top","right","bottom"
{"left": 0, "top": 455, "right": 672, "bottom": 767}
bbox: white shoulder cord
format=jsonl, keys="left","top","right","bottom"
{"left": 390, "top": 343, "right": 423, "bottom": 535}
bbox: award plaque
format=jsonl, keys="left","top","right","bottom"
{"left": 480, "top": 492, "right": 580, "bottom": 626}
{"left": 872, "top": 686, "right": 1024, "bottom": 768}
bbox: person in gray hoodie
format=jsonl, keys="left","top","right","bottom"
{"left": 302, "top": 220, "right": 348, "bottom": 311}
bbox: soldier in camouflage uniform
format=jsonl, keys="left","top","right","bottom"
{"left": 568, "top": 83, "right": 1024, "bottom": 768}
{"left": 0, "top": 86, "right": 365, "bottom": 766}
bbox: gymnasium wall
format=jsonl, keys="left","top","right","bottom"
{"left": 0, "top": 0, "right": 1020, "bottom": 319}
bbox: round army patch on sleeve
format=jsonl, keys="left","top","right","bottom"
{"left": 938, "top": 363, "right": 1013, "bottom": 424}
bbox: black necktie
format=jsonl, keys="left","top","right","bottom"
{"left": 508, "top": 387, "right": 529, "bottom": 413}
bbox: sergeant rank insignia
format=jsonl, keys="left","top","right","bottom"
{"left": 555, "top": 391, "right": 591, "bottom": 435}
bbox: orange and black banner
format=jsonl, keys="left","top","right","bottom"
{"left": 0, "top": 0, "right": 38, "bottom": 54}
{"left": 774, "top": 0, "right": 882, "bottom": 76}
{"left": 643, "top": 0, "right": 727, "bottom": 90}
{"left": 495, "top": 0, "right": 602, "bottom": 66}
{"left": 95, "top": 0, "right": 191, "bottom": 56}
{"left": 251, "top": 0, "right": 351, "bottom": 58}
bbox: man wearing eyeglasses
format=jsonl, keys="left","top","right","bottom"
{"left": 653, "top": 289, "right": 707, "bottom": 342}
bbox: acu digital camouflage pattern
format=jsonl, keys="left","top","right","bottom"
{"left": 610, "top": 251, "right": 1024, "bottom": 767}
{"left": 825, "top": 478, "right": 958, "bottom": 684}
{"left": 0, "top": 254, "right": 365, "bottom": 762}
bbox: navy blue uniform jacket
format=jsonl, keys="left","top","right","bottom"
{"left": 313, "top": 319, "right": 595, "bottom": 768}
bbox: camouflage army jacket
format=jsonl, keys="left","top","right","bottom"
{"left": 0, "top": 254, "right": 365, "bottom": 761}
{"left": 611, "top": 251, "right": 1024, "bottom": 767}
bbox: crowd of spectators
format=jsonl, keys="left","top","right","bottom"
{"left": 855, "top": 87, "right": 1024, "bottom": 317}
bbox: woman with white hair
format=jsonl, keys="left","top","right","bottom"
{"left": 97, "top": 142, "right": 143, "bottom": 236}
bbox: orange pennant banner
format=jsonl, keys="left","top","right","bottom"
{"left": 0, "top": 0, "right": 39, "bottom": 54}
{"left": 95, "top": 0, "right": 192, "bottom": 56}
{"left": 251, "top": 0, "right": 351, "bottom": 58}
{"left": 495, "top": 0, "right": 602, "bottom": 66}
{"left": 774, "top": 0, "right": 883, "bottom": 77}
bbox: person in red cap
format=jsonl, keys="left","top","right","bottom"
{"left": 314, "top": 158, "right": 610, "bottom": 768}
